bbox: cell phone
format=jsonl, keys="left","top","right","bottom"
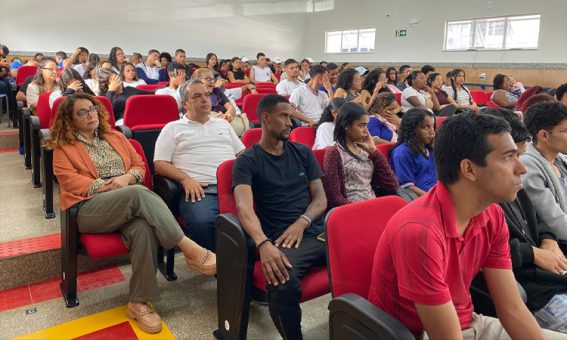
{"left": 317, "top": 232, "right": 327, "bottom": 243}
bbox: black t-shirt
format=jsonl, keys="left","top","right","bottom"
{"left": 231, "top": 69, "right": 245, "bottom": 80}
{"left": 106, "top": 86, "right": 154, "bottom": 121}
{"left": 232, "top": 141, "right": 324, "bottom": 240}
{"left": 18, "top": 76, "right": 33, "bottom": 94}
{"left": 210, "top": 87, "right": 230, "bottom": 113}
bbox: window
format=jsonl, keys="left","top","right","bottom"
{"left": 325, "top": 28, "right": 376, "bottom": 54}
{"left": 444, "top": 14, "right": 540, "bottom": 51}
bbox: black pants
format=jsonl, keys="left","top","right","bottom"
{"left": 266, "top": 236, "right": 326, "bottom": 340}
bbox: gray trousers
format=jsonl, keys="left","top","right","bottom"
{"left": 77, "top": 185, "right": 184, "bottom": 303}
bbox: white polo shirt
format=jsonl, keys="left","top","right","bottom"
{"left": 154, "top": 115, "right": 245, "bottom": 184}
{"left": 252, "top": 65, "right": 273, "bottom": 82}
{"left": 289, "top": 85, "right": 329, "bottom": 124}
{"left": 276, "top": 78, "right": 305, "bottom": 96}
{"left": 155, "top": 87, "right": 182, "bottom": 109}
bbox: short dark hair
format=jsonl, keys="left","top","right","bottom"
{"left": 56, "top": 51, "right": 67, "bottom": 59}
{"left": 256, "top": 52, "right": 265, "bottom": 59}
{"left": 435, "top": 113, "right": 511, "bottom": 184}
{"left": 257, "top": 94, "right": 290, "bottom": 117}
{"left": 132, "top": 52, "right": 143, "bottom": 59}
{"left": 421, "top": 64, "right": 435, "bottom": 74}
{"left": 167, "top": 62, "right": 187, "bottom": 75}
{"left": 556, "top": 83, "right": 567, "bottom": 102}
{"left": 284, "top": 58, "right": 298, "bottom": 67}
{"left": 407, "top": 71, "right": 424, "bottom": 87}
{"left": 175, "top": 49, "right": 186, "bottom": 55}
{"left": 524, "top": 102, "right": 567, "bottom": 143}
{"left": 399, "top": 64, "right": 411, "bottom": 73}
{"left": 309, "top": 64, "right": 326, "bottom": 78}
{"left": 493, "top": 74, "right": 507, "bottom": 90}
{"left": 148, "top": 49, "right": 159, "bottom": 55}
{"left": 159, "top": 52, "right": 172, "bottom": 62}
{"left": 326, "top": 62, "right": 338, "bottom": 71}
{"left": 482, "top": 108, "right": 530, "bottom": 143}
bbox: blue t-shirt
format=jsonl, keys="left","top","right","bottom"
{"left": 10, "top": 59, "right": 22, "bottom": 70}
{"left": 390, "top": 142, "right": 437, "bottom": 192}
{"left": 318, "top": 85, "right": 336, "bottom": 95}
{"left": 368, "top": 116, "right": 394, "bottom": 142}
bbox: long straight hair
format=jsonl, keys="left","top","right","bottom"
{"left": 120, "top": 62, "right": 139, "bottom": 82}
{"left": 450, "top": 69, "right": 472, "bottom": 104}
{"left": 333, "top": 102, "right": 369, "bottom": 160}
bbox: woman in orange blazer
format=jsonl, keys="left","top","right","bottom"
{"left": 46, "top": 93, "right": 215, "bottom": 334}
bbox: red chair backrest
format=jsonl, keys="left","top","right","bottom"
{"left": 217, "top": 159, "right": 237, "bottom": 214}
{"left": 470, "top": 90, "right": 488, "bottom": 106}
{"left": 16, "top": 65, "right": 38, "bottom": 86}
{"left": 394, "top": 92, "right": 401, "bottom": 104}
{"left": 157, "top": 81, "right": 169, "bottom": 87}
{"left": 485, "top": 100, "right": 500, "bottom": 108}
{"left": 225, "top": 82, "right": 245, "bottom": 89}
{"left": 289, "top": 126, "right": 316, "bottom": 149}
{"left": 49, "top": 97, "right": 66, "bottom": 127}
{"left": 435, "top": 116, "right": 447, "bottom": 129}
{"left": 35, "top": 92, "right": 53, "bottom": 129}
{"left": 242, "top": 94, "right": 266, "bottom": 124}
{"left": 136, "top": 84, "right": 160, "bottom": 91}
{"left": 241, "top": 128, "right": 262, "bottom": 148}
{"left": 327, "top": 195, "right": 407, "bottom": 298}
{"left": 123, "top": 95, "right": 179, "bottom": 128}
{"left": 49, "top": 95, "right": 116, "bottom": 128}
{"left": 377, "top": 143, "right": 395, "bottom": 163}
{"left": 312, "top": 148, "right": 326, "bottom": 171}
{"left": 128, "top": 139, "right": 153, "bottom": 190}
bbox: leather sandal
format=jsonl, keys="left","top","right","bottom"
{"left": 185, "top": 249, "right": 217, "bottom": 276}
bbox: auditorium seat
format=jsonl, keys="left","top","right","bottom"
{"left": 326, "top": 195, "right": 413, "bottom": 340}
{"left": 14, "top": 65, "right": 37, "bottom": 129}
{"left": 289, "top": 126, "right": 316, "bottom": 149}
{"left": 27, "top": 92, "right": 52, "bottom": 188}
{"left": 214, "top": 159, "right": 330, "bottom": 339}
{"left": 377, "top": 143, "right": 395, "bottom": 163}
{"left": 241, "top": 93, "right": 265, "bottom": 126}
{"left": 470, "top": 90, "right": 489, "bottom": 106}
{"left": 254, "top": 82, "right": 276, "bottom": 94}
{"left": 224, "top": 82, "right": 245, "bottom": 89}
{"left": 135, "top": 84, "right": 161, "bottom": 91}
{"left": 241, "top": 128, "right": 262, "bottom": 148}
{"left": 435, "top": 116, "right": 447, "bottom": 129}
{"left": 313, "top": 148, "right": 326, "bottom": 170}
{"left": 60, "top": 139, "right": 176, "bottom": 308}
{"left": 485, "top": 100, "right": 501, "bottom": 108}
{"left": 393, "top": 92, "right": 401, "bottom": 105}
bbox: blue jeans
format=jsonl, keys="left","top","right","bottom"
{"left": 178, "top": 193, "right": 219, "bottom": 251}
{"left": 534, "top": 294, "right": 567, "bottom": 333}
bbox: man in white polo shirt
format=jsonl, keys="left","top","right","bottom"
{"left": 289, "top": 65, "right": 332, "bottom": 126}
{"left": 154, "top": 80, "right": 245, "bottom": 251}
{"left": 276, "top": 58, "right": 305, "bottom": 96}
{"left": 250, "top": 52, "right": 279, "bottom": 84}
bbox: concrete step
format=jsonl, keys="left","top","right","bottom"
{"left": 0, "top": 130, "right": 19, "bottom": 150}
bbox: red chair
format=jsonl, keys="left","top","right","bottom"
{"left": 326, "top": 196, "right": 413, "bottom": 339}
{"left": 241, "top": 128, "right": 262, "bottom": 148}
{"left": 28, "top": 92, "right": 52, "bottom": 188}
{"left": 120, "top": 95, "right": 180, "bottom": 173}
{"left": 215, "top": 159, "right": 330, "bottom": 339}
{"left": 225, "top": 82, "right": 246, "bottom": 90}
{"left": 436, "top": 116, "right": 447, "bottom": 129}
{"left": 289, "top": 126, "right": 316, "bottom": 149}
{"left": 255, "top": 83, "right": 276, "bottom": 94}
{"left": 485, "top": 100, "right": 501, "bottom": 108}
{"left": 136, "top": 84, "right": 161, "bottom": 91}
{"left": 377, "top": 143, "right": 395, "bottom": 163}
{"left": 393, "top": 92, "right": 401, "bottom": 104}
{"left": 60, "top": 139, "right": 176, "bottom": 307}
{"left": 15, "top": 65, "right": 38, "bottom": 87}
{"left": 313, "top": 148, "right": 326, "bottom": 170}
{"left": 470, "top": 90, "right": 488, "bottom": 106}
{"left": 157, "top": 81, "right": 169, "bottom": 87}
{"left": 241, "top": 93, "right": 266, "bottom": 126}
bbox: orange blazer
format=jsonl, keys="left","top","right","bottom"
{"left": 54, "top": 131, "right": 145, "bottom": 210}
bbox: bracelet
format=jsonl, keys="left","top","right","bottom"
{"left": 300, "top": 214, "right": 312, "bottom": 227}
{"left": 256, "top": 238, "right": 272, "bottom": 249}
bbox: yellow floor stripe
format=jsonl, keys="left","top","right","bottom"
{"left": 13, "top": 304, "right": 174, "bottom": 340}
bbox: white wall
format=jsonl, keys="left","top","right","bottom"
{"left": 302, "top": 0, "right": 567, "bottom": 65}
{"left": 0, "top": 0, "right": 308, "bottom": 60}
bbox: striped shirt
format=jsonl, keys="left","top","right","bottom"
{"left": 442, "top": 85, "right": 472, "bottom": 105}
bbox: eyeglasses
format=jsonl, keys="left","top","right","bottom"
{"left": 198, "top": 77, "right": 215, "bottom": 83}
{"left": 76, "top": 105, "right": 99, "bottom": 118}
{"left": 41, "top": 67, "right": 58, "bottom": 73}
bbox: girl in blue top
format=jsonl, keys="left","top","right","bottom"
{"left": 390, "top": 108, "right": 437, "bottom": 196}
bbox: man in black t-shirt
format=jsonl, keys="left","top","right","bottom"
{"left": 233, "top": 94, "right": 327, "bottom": 339}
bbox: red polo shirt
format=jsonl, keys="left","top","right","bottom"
{"left": 367, "top": 182, "right": 512, "bottom": 336}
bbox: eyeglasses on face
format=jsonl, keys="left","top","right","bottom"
{"left": 198, "top": 76, "right": 215, "bottom": 83}
{"left": 41, "top": 67, "right": 58, "bottom": 73}
{"left": 75, "top": 105, "right": 99, "bottom": 118}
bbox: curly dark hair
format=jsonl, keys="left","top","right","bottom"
{"left": 524, "top": 102, "right": 567, "bottom": 143}
{"left": 394, "top": 108, "right": 434, "bottom": 157}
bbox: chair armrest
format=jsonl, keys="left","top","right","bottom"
{"left": 396, "top": 187, "right": 419, "bottom": 202}
{"left": 328, "top": 293, "right": 414, "bottom": 340}
{"left": 40, "top": 128, "right": 50, "bottom": 141}
{"left": 30, "top": 113, "right": 41, "bottom": 130}
{"left": 22, "top": 107, "right": 31, "bottom": 120}
{"left": 115, "top": 125, "right": 132, "bottom": 139}
{"left": 153, "top": 174, "right": 183, "bottom": 216}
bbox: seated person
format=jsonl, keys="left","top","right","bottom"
{"left": 334, "top": 68, "right": 365, "bottom": 106}
{"left": 312, "top": 97, "right": 346, "bottom": 150}
{"left": 121, "top": 62, "right": 147, "bottom": 88}
{"left": 491, "top": 74, "right": 521, "bottom": 109}
{"left": 154, "top": 80, "right": 245, "bottom": 251}
{"left": 49, "top": 68, "right": 95, "bottom": 109}
{"left": 427, "top": 72, "right": 458, "bottom": 117}
{"left": 26, "top": 57, "right": 61, "bottom": 111}
{"left": 9, "top": 56, "right": 22, "bottom": 79}
{"left": 442, "top": 69, "right": 480, "bottom": 112}
{"left": 396, "top": 64, "right": 412, "bottom": 91}
{"left": 48, "top": 93, "right": 216, "bottom": 335}
{"left": 276, "top": 58, "right": 305, "bottom": 96}
{"left": 401, "top": 71, "right": 439, "bottom": 113}
{"left": 317, "top": 62, "right": 338, "bottom": 97}
{"left": 15, "top": 75, "right": 33, "bottom": 102}
{"left": 322, "top": 102, "right": 398, "bottom": 209}
{"left": 0, "top": 45, "right": 12, "bottom": 109}
{"left": 191, "top": 68, "right": 237, "bottom": 122}
{"left": 63, "top": 47, "right": 89, "bottom": 77}
{"left": 289, "top": 65, "right": 331, "bottom": 126}
{"left": 360, "top": 69, "right": 391, "bottom": 109}
{"left": 155, "top": 63, "right": 186, "bottom": 110}
{"left": 227, "top": 57, "right": 250, "bottom": 83}
{"left": 97, "top": 68, "right": 154, "bottom": 124}
{"left": 390, "top": 109, "right": 436, "bottom": 197}
{"left": 130, "top": 52, "right": 143, "bottom": 67}
{"left": 368, "top": 112, "right": 564, "bottom": 339}
{"left": 135, "top": 49, "right": 161, "bottom": 84}
{"left": 158, "top": 52, "right": 172, "bottom": 81}
{"left": 218, "top": 59, "right": 231, "bottom": 81}
{"left": 249, "top": 52, "right": 279, "bottom": 84}
{"left": 233, "top": 94, "right": 327, "bottom": 340}
{"left": 55, "top": 51, "right": 67, "bottom": 68}
{"left": 367, "top": 92, "right": 400, "bottom": 144}
{"left": 486, "top": 108, "right": 567, "bottom": 333}
{"left": 522, "top": 102, "right": 567, "bottom": 243}
{"left": 172, "top": 49, "right": 192, "bottom": 79}
{"left": 556, "top": 83, "right": 567, "bottom": 106}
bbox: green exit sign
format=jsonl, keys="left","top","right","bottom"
{"left": 395, "top": 30, "right": 407, "bottom": 37}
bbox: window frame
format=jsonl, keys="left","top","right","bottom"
{"left": 324, "top": 28, "right": 376, "bottom": 54}
{"left": 443, "top": 14, "right": 540, "bottom": 52}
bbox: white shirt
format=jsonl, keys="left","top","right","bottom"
{"left": 123, "top": 79, "right": 147, "bottom": 88}
{"left": 401, "top": 87, "right": 426, "bottom": 112}
{"left": 137, "top": 63, "right": 160, "bottom": 81}
{"left": 289, "top": 85, "right": 329, "bottom": 124}
{"left": 252, "top": 65, "right": 273, "bottom": 82}
{"left": 313, "top": 122, "right": 335, "bottom": 150}
{"left": 442, "top": 85, "right": 472, "bottom": 105}
{"left": 73, "top": 64, "right": 86, "bottom": 77}
{"left": 276, "top": 78, "right": 305, "bottom": 96}
{"left": 155, "top": 87, "right": 182, "bottom": 110}
{"left": 85, "top": 79, "right": 100, "bottom": 95}
{"left": 154, "top": 115, "right": 245, "bottom": 184}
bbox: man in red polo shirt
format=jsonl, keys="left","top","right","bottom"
{"left": 368, "top": 113, "right": 566, "bottom": 339}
